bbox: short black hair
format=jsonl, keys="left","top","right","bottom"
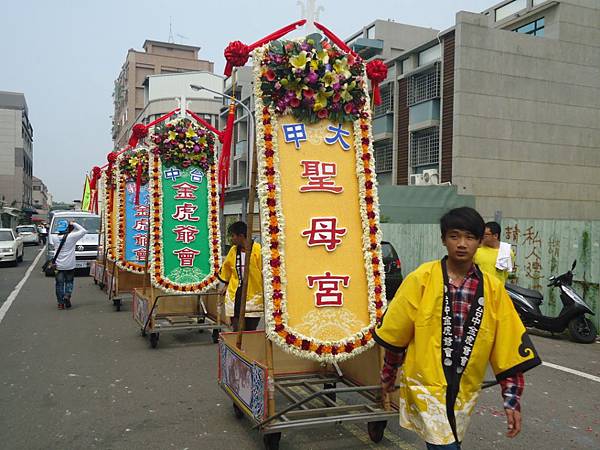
{"left": 228, "top": 221, "right": 247, "bottom": 237}
{"left": 440, "top": 207, "right": 485, "bottom": 239}
{"left": 485, "top": 221, "right": 501, "bottom": 238}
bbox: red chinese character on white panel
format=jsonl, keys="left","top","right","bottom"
{"left": 173, "top": 247, "right": 201, "bottom": 267}
{"left": 172, "top": 225, "right": 199, "bottom": 244}
{"left": 299, "top": 160, "right": 343, "bottom": 194}
{"left": 173, "top": 182, "right": 198, "bottom": 200}
{"left": 133, "top": 247, "right": 148, "bottom": 262}
{"left": 306, "top": 272, "right": 351, "bottom": 307}
{"left": 133, "top": 218, "right": 149, "bottom": 231}
{"left": 301, "top": 217, "right": 347, "bottom": 251}
{"left": 133, "top": 233, "right": 148, "bottom": 247}
{"left": 172, "top": 203, "right": 200, "bottom": 222}
{"left": 134, "top": 204, "right": 150, "bottom": 217}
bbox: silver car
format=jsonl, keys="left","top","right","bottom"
{"left": 0, "top": 228, "right": 24, "bottom": 266}
{"left": 15, "top": 225, "right": 40, "bottom": 245}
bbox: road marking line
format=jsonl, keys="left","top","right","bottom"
{"left": 542, "top": 361, "right": 600, "bottom": 383}
{"left": 0, "top": 248, "right": 45, "bottom": 325}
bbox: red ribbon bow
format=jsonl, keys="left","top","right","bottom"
{"left": 128, "top": 123, "right": 148, "bottom": 147}
{"left": 224, "top": 41, "right": 250, "bottom": 77}
{"left": 366, "top": 59, "right": 388, "bottom": 106}
{"left": 223, "top": 19, "right": 306, "bottom": 76}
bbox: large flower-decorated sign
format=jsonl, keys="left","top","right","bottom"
{"left": 115, "top": 147, "right": 150, "bottom": 273}
{"left": 148, "top": 117, "right": 221, "bottom": 294}
{"left": 253, "top": 33, "right": 386, "bottom": 362}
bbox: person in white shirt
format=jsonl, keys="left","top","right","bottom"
{"left": 50, "top": 221, "right": 87, "bottom": 309}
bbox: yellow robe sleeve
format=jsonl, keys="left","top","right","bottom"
{"left": 489, "top": 286, "right": 542, "bottom": 380}
{"left": 373, "top": 271, "right": 421, "bottom": 352}
{"left": 218, "top": 246, "right": 235, "bottom": 284}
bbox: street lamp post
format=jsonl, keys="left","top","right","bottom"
{"left": 190, "top": 83, "right": 255, "bottom": 221}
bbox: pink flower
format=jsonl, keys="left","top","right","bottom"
{"left": 290, "top": 97, "right": 301, "bottom": 108}
{"left": 317, "top": 109, "right": 329, "bottom": 119}
{"left": 265, "top": 69, "right": 276, "bottom": 81}
{"left": 344, "top": 103, "right": 354, "bottom": 114}
{"left": 303, "top": 88, "right": 315, "bottom": 99}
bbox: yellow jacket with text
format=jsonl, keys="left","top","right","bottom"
{"left": 373, "top": 259, "right": 541, "bottom": 445}
{"left": 217, "top": 242, "right": 264, "bottom": 318}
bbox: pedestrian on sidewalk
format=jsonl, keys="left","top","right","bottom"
{"left": 474, "top": 221, "right": 515, "bottom": 283}
{"left": 374, "top": 207, "right": 541, "bottom": 449}
{"left": 50, "top": 221, "right": 87, "bottom": 310}
{"left": 217, "top": 221, "right": 263, "bottom": 331}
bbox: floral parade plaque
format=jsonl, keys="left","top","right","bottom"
{"left": 253, "top": 34, "right": 386, "bottom": 362}
{"left": 148, "top": 117, "right": 221, "bottom": 293}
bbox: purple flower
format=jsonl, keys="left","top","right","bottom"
{"left": 305, "top": 71, "right": 318, "bottom": 84}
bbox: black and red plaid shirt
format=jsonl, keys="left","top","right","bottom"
{"left": 382, "top": 263, "right": 524, "bottom": 411}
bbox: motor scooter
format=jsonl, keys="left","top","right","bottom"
{"left": 505, "top": 260, "right": 597, "bottom": 343}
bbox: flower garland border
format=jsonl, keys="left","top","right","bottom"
{"left": 253, "top": 42, "right": 387, "bottom": 363}
{"left": 114, "top": 148, "right": 149, "bottom": 274}
{"left": 148, "top": 154, "right": 221, "bottom": 294}
{"left": 103, "top": 170, "right": 117, "bottom": 262}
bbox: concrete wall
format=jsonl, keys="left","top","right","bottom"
{"left": 381, "top": 218, "right": 600, "bottom": 330}
{"left": 452, "top": 0, "right": 600, "bottom": 219}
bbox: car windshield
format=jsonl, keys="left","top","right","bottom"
{"left": 51, "top": 216, "right": 100, "bottom": 234}
{"left": 381, "top": 243, "right": 398, "bottom": 260}
{"left": 0, "top": 231, "right": 14, "bottom": 241}
{"left": 17, "top": 226, "right": 36, "bottom": 233}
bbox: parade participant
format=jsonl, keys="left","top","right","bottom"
{"left": 374, "top": 207, "right": 541, "bottom": 449}
{"left": 50, "top": 221, "right": 87, "bottom": 309}
{"left": 474, "top": 221, "right": 515, "bottom": 283}
{"left": 217, "top": 221, "right": 264, "bottom": 331}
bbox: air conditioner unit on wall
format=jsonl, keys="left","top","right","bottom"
{"left": 409, "top": 174, "right": 426, "bottom": 185}
{"left": 422, "top": 169, "right": 440, "bottom": 185}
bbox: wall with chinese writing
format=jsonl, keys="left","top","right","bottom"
{"left": 382, "top": 220, "right": 600, "bottom": 330}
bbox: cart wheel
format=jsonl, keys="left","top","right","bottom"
{"left": 367, "top": 420, "right": 387, "bottom": 443}
{"left": 140, "top": 328, "right": 147, "bottom": 337}
{"left": 211, "top": 329, "right": 220, "bottom": 344}
{"left": 93, "top": 278, "right": 98, "bottom": 285}
{"left": 113, "top": 298, "right": 122, "bottom": 311}
{"left": 263, "top": 432, "right": 281, "bottom": 450}
{"left": 324, "top": 382, "right": 336, "bottom": 403}
{"left": 149, "top": 333, "right": 159, "bottom": 349}
{"left": 232, "top": 403, "right": 244, "bottom": 419}
{"left": 99, "top": 282, "right": 105, "bottom": 290}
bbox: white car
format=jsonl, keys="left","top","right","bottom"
{"left": 16, "top": 225, "right": 40, "bottom": 245}
{"left": 0, "top": 228, "right": 24, "bottom": 266}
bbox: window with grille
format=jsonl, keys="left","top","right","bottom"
{"left": 410, "top": 127, "right": 439, "bottom": 168}
{"left": 373, "top": 84, "right": 393, "bottom": 116}
{"left": 407, "top": 66, "right": 440, "bottom": 106}
{"left": 374, "top": 139, "right": 393, "bottom": 173}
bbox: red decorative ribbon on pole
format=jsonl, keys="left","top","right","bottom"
{"left": 217, "top": 103, "right": 236, "bottom": 206}
{"left": 186, "top": 110, "right": 223, "bottom": 137}
{"left": 366, "top": 59, "right": 388, "bottom": 106}
{"left": 134, "top": 160, "right": 143, "bottom": 205}
{"left": 127, "top": 109, "right": 181, "bottom": 147}
{"left": 313, "top": 22, "right": 358, "bottom": 57}
{"left": 224, "top": 19, "right": 307, "bottom": 76}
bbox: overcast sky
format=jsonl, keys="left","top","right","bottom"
{"left": 0, "top": 0, "right": 492, "bottom": 202}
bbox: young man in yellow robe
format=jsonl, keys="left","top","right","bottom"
{"left": 474, "top": 221, "right": 515, "bottom": 283}
{"left": 374, "top": 207, "right": 541, "bottom": 449}
{"left": 217, "top": 221, "right": 264, "bottom": 331}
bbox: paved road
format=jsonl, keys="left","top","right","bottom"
{"left": 0, "top": 244, "right": 45, "bottom": 301}
{"left": 0, "top": 254, "right": 599, "bottom": 449}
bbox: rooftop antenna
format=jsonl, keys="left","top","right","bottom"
{"left": 168, "top": 16, "right": 175, "bottom": 43}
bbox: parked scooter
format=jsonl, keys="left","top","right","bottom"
{"left": 505, "top": 260, "right": 597, "bottom": 343}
